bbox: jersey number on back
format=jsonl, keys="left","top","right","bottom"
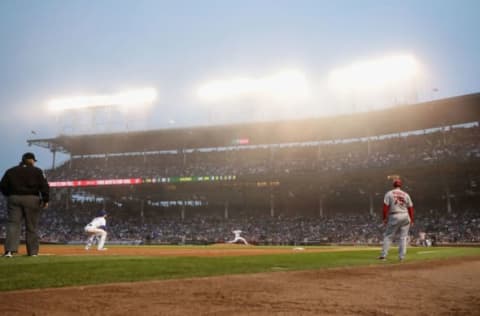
{"left": 394, "top": 195, "right": 406, "bottom": 206}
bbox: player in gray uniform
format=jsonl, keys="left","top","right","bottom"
{"left": 379, "top": 179, "right": 414, "bottom": 261}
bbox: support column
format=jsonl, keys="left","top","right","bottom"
{"left": 66, "top": 188, "right": 70, "bottom": 211}
{"left": 51, "top": 149, "right": 57, "bottom": 170}
{"left": 446, "top": 186, "right": 452, "bottom": 214}
{"left": 318, "top": 196, "right": 323, "bottom": 218}
{"left": 369, "top": 193, "right": 374, "bottom": 216}
{"left": 224, "top": 200, "right": 229, "bottom": 219}
{"left": 270, "top": 193, "right": 275, "bottom": 217}
{"left": 140, "top": 199, "right": 145, "bottom": 224}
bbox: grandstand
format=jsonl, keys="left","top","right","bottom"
{"left": 7, "top": 93, "right": 480, "bottom": 245}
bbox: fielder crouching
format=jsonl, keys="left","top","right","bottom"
{"left": 84, "top": 209, "right": 108, "bottom": 251}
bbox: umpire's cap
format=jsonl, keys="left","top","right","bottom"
{"left": 22, "top": 152, "right": 37, "bottom": 162}
{"left": 97, "top": 209, "right": 107, "bottom": 217}
{"left": 393, "top": 179, "right": 402, "bottom": 188}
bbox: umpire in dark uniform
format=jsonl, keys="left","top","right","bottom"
{"left": 1, "top": 152, "right": 49, "bottom": 257}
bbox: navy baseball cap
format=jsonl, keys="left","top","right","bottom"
{"left": 22, "top": 152, "right": 37, "bottom": 162}
{"left": 97, "top": 209, "right": 107, "bottom": 217}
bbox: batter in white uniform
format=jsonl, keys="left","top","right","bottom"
{"left": 84, "top": 209, "right": 108, "bottom": 251}
{"left": 379, "top": 179, "right": 414, "bottom": 261}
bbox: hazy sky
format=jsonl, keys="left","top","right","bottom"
{"left": 1, "top": 0, "right": 479, "bottom": 172}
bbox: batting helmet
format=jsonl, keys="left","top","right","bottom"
{"left": 97, "top": 209, "right": 107, "bottom": 217}
{"left": 393, "top": 179, "right": 402, "bottom": 188}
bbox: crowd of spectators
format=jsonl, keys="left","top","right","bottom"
{"left": 46, "top": 125, "right": 480, "bottom": 181}
{"left": 1, "top": 198, "right": 478, "bottom": 245}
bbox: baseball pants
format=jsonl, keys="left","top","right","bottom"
{"left": 228, "top": 237, "right": 249, "bottom": 245}
{"left": 85, "top": 227, "right": 107, "bottom": 249}
{"left": 381, "top": 212, "right": 411, "bottom": 260}
{"left": 5, "top": 195, "right": 42, "bottom": 256}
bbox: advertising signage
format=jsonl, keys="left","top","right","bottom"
{"left": 49, "top": 175, "right": 237, "bottom": 188}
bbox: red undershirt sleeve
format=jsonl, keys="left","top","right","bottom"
{"left": 408, "top": 206, "right": 414, "bottom": 224}
{"left": 383, "top": 204, "right": 389, "bottom": 222}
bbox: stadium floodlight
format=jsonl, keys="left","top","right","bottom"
{"left": 47, "top": 88, "right": 158, "bottom": 112}
{"left": 328, "top": 54, "right": 419, "bottom": 94}
{"left": 196, "top": 69, "right": 310, "bottom": 103}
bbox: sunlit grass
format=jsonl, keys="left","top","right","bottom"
{"left": 0, "top": 246, "right": 478, "bottom": 291}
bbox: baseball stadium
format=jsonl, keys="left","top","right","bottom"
{"left": 1, "top": 93, "right": 480, "bottom": 315}
{"left": 2, "top": 2, "right": 480, "bottom": 316}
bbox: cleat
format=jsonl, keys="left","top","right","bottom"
{"left": 3, "top": 251, "right": 13, "bottom": 258}
{"left": 377, "top": 256, "right": 386, "bottom": 261}
{"left": 97, "top": 248, "right": 108, "bottom": 251}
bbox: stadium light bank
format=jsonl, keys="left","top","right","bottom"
{"left": 47, "top": 88, "right": 158, "bottom": 113}
{"left": 328, "top": 54, "right": 420, "bottom": 94}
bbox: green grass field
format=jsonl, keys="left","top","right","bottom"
{"left": 1, "top": 246, "right": 479, "bottom": 292}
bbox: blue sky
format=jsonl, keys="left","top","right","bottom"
{"left": 0, "top": 0, "right": 479, "bottom": 172}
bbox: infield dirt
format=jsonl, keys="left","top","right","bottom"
{"left": 15, "top": 244, "right": 369, "bottom": 257}
{"left": 1, "top": 253, "right": 479, "bottom": 315}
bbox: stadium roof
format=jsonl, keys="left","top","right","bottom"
{"left": 28, "top": 93, "right": 480, "bottom": 156}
